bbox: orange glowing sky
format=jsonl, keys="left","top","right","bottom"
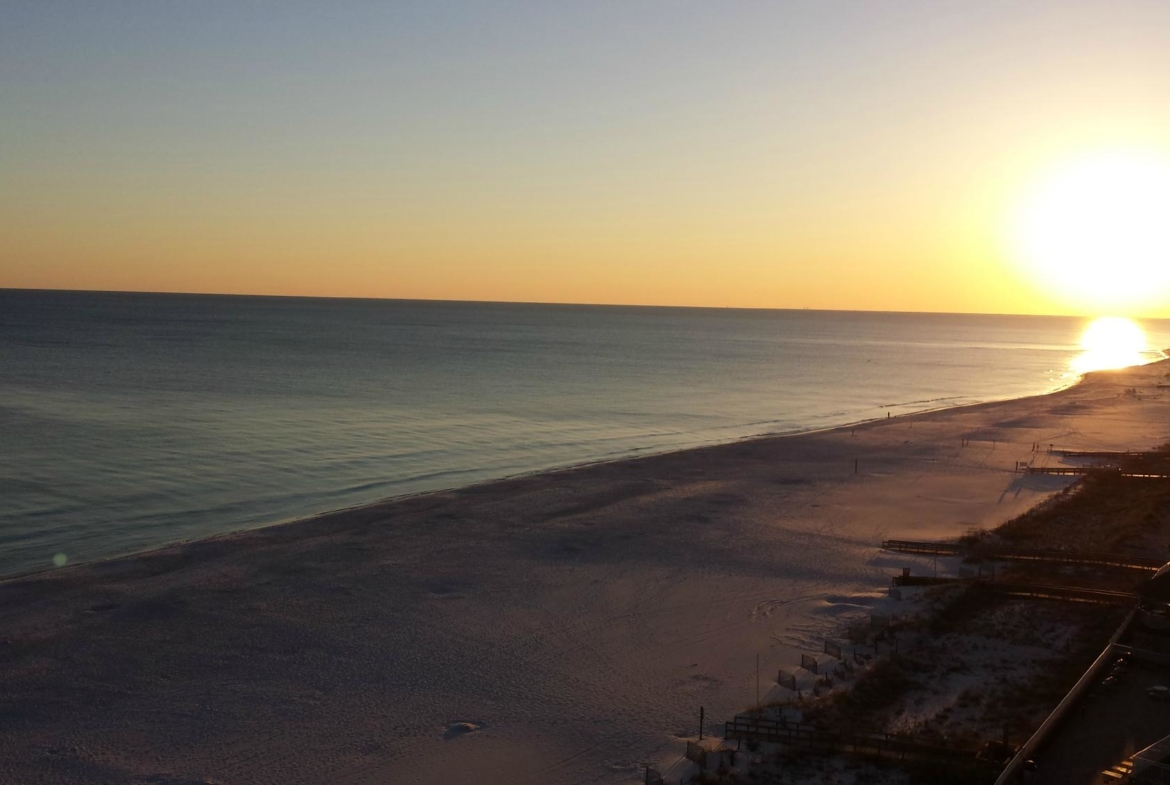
{"left": 3, "top": 2, "right": 1170, "bottom": 316}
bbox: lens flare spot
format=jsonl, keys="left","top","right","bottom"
{"left": 52, "top": 553, "right": 68, "bottom": 568}
{"left": 1071, "top": 317, "right": 1149, "bottom": 373}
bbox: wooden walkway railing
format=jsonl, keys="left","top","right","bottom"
{"left": 1023, "top": 466, "right": 1170, "bottom": 478}
{"left": 724, "top": 715, "right": 986, "bottom": 766}
{"left": 1051, "top": 450, "right": 1152, "bottom": 458}
{"left": 989, "top": 582, "right": 1135, "bottom": 605}
{"left": 888, "top": 572, "right": 1138, "bottom": 605}
{"left": 881, "top": 540, "right": 1162, "bottom": 571}
{"left": 882, "top": 539, "right": 963, "bottom": 556}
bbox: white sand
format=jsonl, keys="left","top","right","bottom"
{"left": 1, "top": 361, "right": 1167, "bottom": 784}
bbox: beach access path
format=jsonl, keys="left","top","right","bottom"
{"left": 1, "top": 361, "right": 1168, "bottom": 784}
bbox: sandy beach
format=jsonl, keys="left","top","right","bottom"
{"left": 2, "top": 360, "right": 1168, "bottom": 785}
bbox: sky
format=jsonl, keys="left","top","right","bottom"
{"left": 3, "top": 1, "right": 1170, "bottom": 315}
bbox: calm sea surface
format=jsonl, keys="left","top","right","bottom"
{"left": 2, "top": 290, "right": 1168, "bottom": 578}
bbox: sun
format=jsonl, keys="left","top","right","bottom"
{"left": 1008, "top": 149, "right": 1170, "bottom": 313}
{"left": 1071, "top": 316, "right": 1150, "bottom": 373}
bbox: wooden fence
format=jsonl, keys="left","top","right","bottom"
{"left": 776, "top": 669, "right": 796, "bottom": 690}
{"left": 724, "top": 714, "right": 985, "bottom": 767}
{"left": 684, "top": 741, "right": 706, "bottom": 768}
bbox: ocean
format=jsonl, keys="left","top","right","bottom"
{"left": 2, "top": 289, "right": 1167, "bottom": 579}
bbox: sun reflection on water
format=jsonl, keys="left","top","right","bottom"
{"left": 1071, "top": 317, "right": 1150, "bottom": 373}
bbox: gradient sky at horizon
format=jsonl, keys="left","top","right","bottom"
{"left": 4, "top": 1, "right": 1170, "bottom": 315}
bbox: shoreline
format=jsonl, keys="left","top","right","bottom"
{"left": 2, "top": 359, "right": 1168, "bottom": 784}
{"left": 1, "top": 364, "right": 1100, "bottom": 586}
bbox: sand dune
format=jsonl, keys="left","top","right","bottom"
{"left": 2, "top": 361, "right": 1168, "bottom": 784}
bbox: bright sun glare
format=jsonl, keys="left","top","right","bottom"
{"left": 1011, "top": 149, "right": 1170, "bottom": 313}
{"left": 1071, "top": 316, "right": 1150, "bottom": 373}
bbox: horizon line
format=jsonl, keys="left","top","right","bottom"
{"left": 1, "top": 285, "right": 1159, "bottom": 321}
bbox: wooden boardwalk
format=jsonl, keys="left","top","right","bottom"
{"left": 989, "top": 582, "right": 1135, "bottom": 605}
{"left": 1019, "top": 448, "right": 1170, "bottom": 478}
{"left": 889, "top": 571, "right": 1138, "bottom": 605}
{"left": 1024, "top": 466, "right": 1096, "bottom": 475}
{"left": 882, "top": 539, "right": 964, "bottom": 556}
{"left": 1051, "top": 450, "right": 1152, "bottom": 459}
{"left": 881, "top": 539, "right": 1162, "bottom": 571}
{"left": 723, "top": 714, "right": 986, "bottom": 766}
{"left": 1022, "top": 466, "right": 1170, "bottom": 478}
